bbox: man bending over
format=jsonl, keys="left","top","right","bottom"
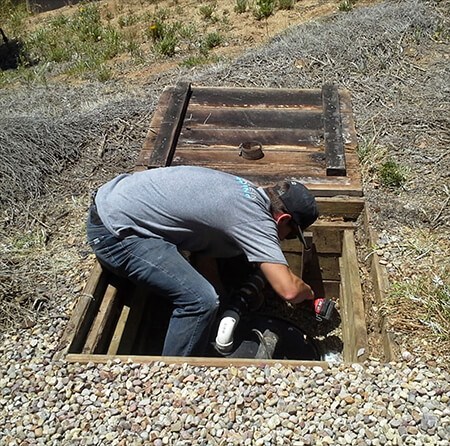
{"left": 87, "top": 166, "right": 319, "bottom": 357}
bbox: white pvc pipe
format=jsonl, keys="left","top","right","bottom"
{"left": 215, "top": 309, "right": 240, "bottom": 353}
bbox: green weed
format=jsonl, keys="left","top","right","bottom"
{"left": 338, "top": 0, "right": 357, "bottom": 12}
{"left": 433, "top": 21, "right": 450, "bottom": 43}
{"left": 147, "top": 19, "right": 165, "bottom": 41}
{"left": 126, "top": 39, "right": 143, "bottom": 60}
{"left": 199, "top": 3, "right": 217, "bottom": 21}
{"left": 9, "top": 229, "right": 47, "bottom": 252}
{"left": 253, "top": 0, "right": 276, "bottom": 20}
{"left": 20, "top": 3, "right": 128, "bottom": 81}
{"left": 234, "top": 0, "right": 248, "bottom": 14}
{"left": 176, "top": 23, "right": 197, "bottom": 41}
{"left": 155, "top": 34, "right": 178, "bottom": 56}
{"left": 146, "top": 17, "right": 198, "bottom": 58}
{"left": 182, "top": 54, "right": 209, "bottom": 67}
{"left": 202, "top": 32, "right": 223, "bottom": 50}
{"left": 378, "top": 159, "right": 407, "bottom": 188}
{"left": 118, "top": 13, "right": 140, "bottom": 28}
{"left": 0, "top": 0, "right": 29, "bottom": 36}
{"left": 95, "top": 64, "right": 113, "bottom": 82}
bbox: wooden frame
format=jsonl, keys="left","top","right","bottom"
{"left": 340, "top": 230, "right": 368, "bottom": 362}
{"left": 363, "top": 207, "right": 397, "bottom": 361}
{"left": 60, "top": 223, "right": 371, "bottom": 366}
{"left": 56, "top": 84, "right": 397, "bottom": 366}
{"left": 65, "top": 353, "right": 329, "bottom": 368}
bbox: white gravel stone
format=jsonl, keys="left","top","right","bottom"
{"left": 0, "top": 314, "right": 449, "bottom": 446}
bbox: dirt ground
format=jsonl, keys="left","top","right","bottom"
{"left": 29, "top": 0, "right": 379, "bottom": 81}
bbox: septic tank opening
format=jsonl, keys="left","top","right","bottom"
{"left": 62, "top": 222, "right": 367, "bottom": 365}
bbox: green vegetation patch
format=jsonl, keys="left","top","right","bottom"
{"left": 253, "top": 0, "right": 276, "bottom": 20}
{"left": 24, "top": 3, "right": 126, "bottom": 80}
{"left": 378, "top": 159, "right": 407, "bottom": 188}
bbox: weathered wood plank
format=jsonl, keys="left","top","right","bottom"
{"left": 323, "top": 280, "right": 340, "bottom": 299}
{"left": 339, "top": 90, "right": 358, "bottom": 149}
{"left": 283, "top": 222, "right": 353, "bottom": 255}
{"left": 174, "top": 147, "right": 327, "bottom": 161}
{"left": 337, "top": 90, "right": 354, "bottom": 114}
{"left": 183, "top": 108, "right": 324, "bottom": 129}
{"left": 168, "top": 151, "right": 362, "bottom": 196}
{"left": 65, "top": 353, "right": 329, "bottom": 368}
{"left": 148, "top": 82, "right": 192, "bottom": 168}
{"left": 178, "top": 143, "right": 324, "bottom": 152}
{"left": 82, "top": 285, "right": 121, "bottom": 354}
{"left": 179, "top": 127, "right": 323, "bottom": 147}
{"left": 107, "top": 305, "right": 131, "bottom": 356}
{"left": 340, "top": 230, "right": 368, "bottom": 363}
{"left": 137, "top": 89, "right": 173, "bottom": 168}
{"left": 172, "top": 149, "right": 327, "bottom": 172}
{"left": 308, "top": 255, "right": 340, "bottom": 281}
{"left": 308, "top": 279, "right": 340, "bottom": 300}
{"left": 322, "top": 84, "right": 346, "bottom": 176}
{"left": 139, "top": 143, "right": 325, "bottom": 169}
{"left": 310, "top": 225, "right": 343, "bottom": 254}
{"left": 190, "top": 86, "right": 323, "bottom": 109}
{"left": 56, "top": 262, "right": 109, "bottom": 357}
{"left": 316, "top": 196, "right": 364, "bottom": 218}
{"left": 169, "top": 150, "right": 358, "bottom": 170}
{"left": 364, "top": 207, "right": 396, "bottom": 362}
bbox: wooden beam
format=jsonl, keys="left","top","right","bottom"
{"left": 339, "top": 89, "right": 358, "bottom": 150}
{"left": 363, "top": 207, "right": 396, "bottom": 362}
{"left": 340, "top": 230, "right": 368, "bottom": 362}
{"left": 65, "top": 353, "right": 329, "bottom": 368}
{"left": 316, "top": 196, "right": 364, "bottom": 218}
{"left": 310, "top": 225, "right": 344, "bottom": 254}
{"left": 83, "top": 285, "right": 121, "bottom": 354}
{"left": 190, "top": 86, "right": 323, "bottom": 109}
{"left": 148, "top": 82, "right": 192, "bottom": 168}
{"left": 55, "top": 262, "right": 108, "bottom": 358}
{"left": 183, "top": 108, "right": 324, "bottom": 129}
{"left": 107, "top": 306, "right": 131, "bottom": 355}
{"left": 178, "top": 127, "right": 323, "bottom": 147}
{"left": 322, "top": 84, "right": 346, "bottom": 176}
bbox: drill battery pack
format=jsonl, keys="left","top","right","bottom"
{"left": 313, "top": 298, "right": 335, "bottom": 321}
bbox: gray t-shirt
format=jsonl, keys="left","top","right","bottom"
{"left": 95, "top": 166, "right": 287, "bottom": 265}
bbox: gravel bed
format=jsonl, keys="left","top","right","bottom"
{"left": 1, "top": 316, "right": 449, "bottom": 446}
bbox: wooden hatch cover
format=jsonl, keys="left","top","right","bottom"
{"left": 137, "top": 82, "right": 361, "bottom": 198}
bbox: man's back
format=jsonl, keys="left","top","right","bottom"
{"left": 94, "top": 166, "right": 286, "bottom": 263}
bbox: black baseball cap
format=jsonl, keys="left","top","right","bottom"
{"left": 278, "top": 181, "right": 319, "bottom": 249}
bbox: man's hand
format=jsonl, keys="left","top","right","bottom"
{"left": 259, "top": 262, "right": 314, "bottom": 304}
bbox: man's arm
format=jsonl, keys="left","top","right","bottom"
{"left": 259, "top": 262, "right": 314, "bottom": 304}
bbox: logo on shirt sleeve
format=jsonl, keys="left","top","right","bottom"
{"left": 235, "top": 176, "right": 257, "bottom": 200}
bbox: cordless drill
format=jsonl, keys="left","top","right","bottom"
{"left": 312, "top": 297, "right": 335, "bottom": 321}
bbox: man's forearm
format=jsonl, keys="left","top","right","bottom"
{"left": 259, "top": 262, "right": 314, "bottom": 303}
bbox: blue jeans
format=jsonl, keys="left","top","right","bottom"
{"left": 86, "top": 206, "right": 219, "bottom": 356}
